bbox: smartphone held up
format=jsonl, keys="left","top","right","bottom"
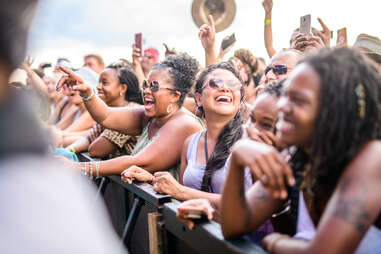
{"left": 300, "top": 14, "right": 311, "bottom": 35}
{"left": 135, "top": 33, "right": 143, "bottom": 55}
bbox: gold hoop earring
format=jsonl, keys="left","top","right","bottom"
{"left": 166, "top": 103, "right": 173, "bottom": 113}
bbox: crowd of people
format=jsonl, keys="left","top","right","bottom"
{"left": 3, "top": 0, "right": 381, "bottom": 253}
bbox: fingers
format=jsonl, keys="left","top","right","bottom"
{"left": 163, "top": 43, "right": 170, "bottom": 51}
{"left": 317, "top": 17, "right": 329, "bottom": 32}
{"left": 264, "top": 154, "right": 287, "bottom": 199}
{"left": 208, "top": 14, "right": 215, "bottom": 32}
{"left": 273, "top": 153, "right": 295, "bottom": 186}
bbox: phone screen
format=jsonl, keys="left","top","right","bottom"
{"left": 337, "top": 28, "right": 347, "bottom": 45}
{"left": 221, "top": 33, "right": 236, "bottom": 50}
{"left": 300, "top": 14, "right": 311, "bottom": 34}
{"left": 135, "top": 33, "right": 143, "bottom": 54}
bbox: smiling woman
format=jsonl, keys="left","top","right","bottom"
{"left": 57, "top": 54, "right": 202, "bottom": 178}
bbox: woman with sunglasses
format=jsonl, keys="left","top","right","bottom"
{"left": 221, "top": 47, "right": 381, "bottom": 254}
{"left": 65, "top": 64, "right": 143, "bottom": 158}
{"left": 57, "top": 54, "right": 202, "bottom": 178}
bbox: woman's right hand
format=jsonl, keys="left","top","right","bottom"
{"left": 56, "top": 66, "right": 92, "bottom": 98}
{"left": 231, "top": 139, "right": 295, "bottom": 199}
{"left": 177, "top": 199, "right": 215, "bottom": 230}
{"left": 132, "top": 44, "right": 142, "bottom": 66}
{"left": 262, "top": 0, "right": 273, "bottom": 14}
{"left": 121, "top": 165, "right": 153, "bottom": 184}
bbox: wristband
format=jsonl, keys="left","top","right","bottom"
{"left": 68, "top": 145, "right": 76, "bottom": 154}
{"left": 216, "top": 56, "right": 221, "bottom": 63}
{"left": 81, "top": 87, "right": 95, "bottom": 101}
{"left": 265, "top": 19, "right": 272, "bottom": 25}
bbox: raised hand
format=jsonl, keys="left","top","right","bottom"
{"left": 316, "top": 17, "right": 331, "bottom": 47}
{"left": 163, "top": 43, "right": 177, "bottom": 57}
{"left": 56, "top": 66, "right": 92, "bottom": 98}
{"left": 218, "top": 35, "right": 236, "bottom": 60}
{"left": 132, "top": 43, "right": 142, "bottom": 66}
{"left": 121, "top": 165, "right": 153, "bottom": 184}
{"left": 177, "top": 199, "right": 214, "bottom": 230}
{"left": 262, "top": 0, "right": 273, "bottom": 13}
{"left": 20, "top": 56, "right": 34, "bottom": 73}
{"left": 231, "top": 139, "right": 295, "bottom": 199}
{"left": 199, "top": 14, "right": 216, "bottom": 50}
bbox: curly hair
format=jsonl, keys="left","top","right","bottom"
{"left": 233, "top": 49, "right": 258, "bottom": 85}
{"left": 296, "top": 47, "right": 381, "bottom": 197}
{"left": 152, "top": 53, "right": 200, "bottom": 106}
{"left": 107, "top": 63, "right": 143, "bottom": 105}
{"left": 194, "top": 62, "right": 245, "bottom": 192}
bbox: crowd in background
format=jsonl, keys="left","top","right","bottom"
{"left": 2, "top": 0, "right": 381, "bottom": 253}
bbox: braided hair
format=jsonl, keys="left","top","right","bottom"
{"left": 195, "top": 62, "right": 245, "bottom": 192}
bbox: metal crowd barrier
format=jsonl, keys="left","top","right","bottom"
{"left": 78, "top": 152, "right": 267, "bottom": 254}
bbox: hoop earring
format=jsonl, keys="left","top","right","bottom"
{"left": 166, "top": 103, "right": 173, "bottom": 113}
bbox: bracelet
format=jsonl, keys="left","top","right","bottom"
{"left": 82, "top": 162, "right": 88, "bottom": 176}
{"left": 89, "top": 162, "right": 93, "bottom": 180}
{"left": 68, "top": 145, "right": 76, "bottom": 154}
{"left": 81, "top": 87, "right": 95, "bottom": 101}
{"left": 265, "top": 19, "right": 272, "bottom": 25}
{"left": 95, "top": 161, "right": 100, "bottom": 178}
{"left": 267, "top": 234, "right": 290, "bottom": 253}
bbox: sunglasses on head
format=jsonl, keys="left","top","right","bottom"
{"left": 264, "top": 65, "right": 288, "bottom": 75}
{"left": 142, "top": 80, "right": 177, "bottom": 93}
{"left": 202, "top": 78, "right": 242, "bottom": 91}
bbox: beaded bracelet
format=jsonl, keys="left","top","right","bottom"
{"left": 95, "top": 161, "right": 100, "bottom": 178}
{"left": 89, "top": 162, "right": 93, "bottom": 180}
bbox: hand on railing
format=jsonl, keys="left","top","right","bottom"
{"left": 152, "top": 171, "right": 183, "bottom": 197}
{"left": 121, "top": 165, "right": 153, "bottom": 184}
{"left": 177, "top": 199, "right": 215, "bottom": 230}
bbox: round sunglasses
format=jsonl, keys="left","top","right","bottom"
{"left": 202, "top": 78, "right": 242, "bottom": 91}
{"left": 264, "top": 65, "right": 288, "bottom": 76}
{"left": 142, "top": 80, "right": 177, "bottom": 93}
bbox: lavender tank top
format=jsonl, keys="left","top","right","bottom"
{"left": 182, "top": 131, "right": 253, "bottom": 193}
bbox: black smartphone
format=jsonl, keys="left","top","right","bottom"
{"left": 221, "top": 33, "right": 236, "bottom": 51}
{"left": 185, "top": 211, "right": 209, "bottom": 221}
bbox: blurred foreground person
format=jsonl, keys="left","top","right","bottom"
{"left": 0, "top": 1, "right": 124, "bottom": 253}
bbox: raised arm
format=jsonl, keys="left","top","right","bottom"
{"left": 262, "top": 141, "right": 381, "bottom": 254}
{"left": 132, "top": 43, "right": 146, "bottom": 87}
{"left": 199, "top": 15, "right": 217, "bottom": 68}
{"left": 263, "top": 0, "right": 277, "bottom": 58}
{"left": 20, "top": 57, "right": 50, "bottom": 98}
{"left": 56, "top": 66, "right": 145, "bottom": 136}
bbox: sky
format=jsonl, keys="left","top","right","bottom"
{"left": 28, "top": 0, "right": 381, "bottom": 69}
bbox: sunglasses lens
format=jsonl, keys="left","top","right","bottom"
{"left": 142, "top": 80, "right": 148, "bottom": 90}
{"left": 151, "top": 81, "right": 160, "bottom": 92}
{"left": 273, "top": 65, "right": 288, "bottom": 75}
{"left": 264, "top": 66, "right": 271, "bottom": 75}
{"left": 208, "top": 79, "right": 220, "bottom": 89}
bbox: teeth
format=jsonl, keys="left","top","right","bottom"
{"left": 216, "top": 95, "right": 232, "bottom": 102}
{"left": 276, "top": 119, "right": 294, "bottom": 130}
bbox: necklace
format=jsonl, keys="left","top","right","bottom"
{"left": 204, "top": 130, "right": 209, "bottom": 162}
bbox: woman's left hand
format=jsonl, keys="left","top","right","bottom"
{"left": 152, "top": 171, "right": 183, "bottom": 197}
{"left": 121, "top": 165, "right": 153, "bottom": 184}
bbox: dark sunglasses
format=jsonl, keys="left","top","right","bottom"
{"left": 142, "top": 80, "right": 177, "bottom": 93}
{"left": 264, "top": 65, "right": 288, "bottom": 75}
{"left": 202, "top": 78, "right": 242, "bottom": 91}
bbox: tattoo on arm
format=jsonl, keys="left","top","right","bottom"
{"left": 331, "top": 177, "right": 370, "bottom": 234}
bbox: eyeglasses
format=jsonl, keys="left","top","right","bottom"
{"left": 142, "top": 79, "right": 177, "bottom": 93}
{"left": 264, "top": 65, "right": 288, "bottom": 76}
{"left": 202, "top": 78, "right": 242, "bottom": 91}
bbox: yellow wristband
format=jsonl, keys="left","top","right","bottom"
{"left": 216, "top": 56, "right": 221, "bottom": 62}
{"left": 68, "top": 146, "right": 76, "bottom": 154}
{"left": 265, "top": 19, "right": 272, "bottom": 25}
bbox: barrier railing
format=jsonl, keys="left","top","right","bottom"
{"left": 78, "top": 152, "right": 267, "bottom": 254}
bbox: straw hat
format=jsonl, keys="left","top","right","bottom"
{"left": 353, "top": 34, "right": 381, "bottom": 63}
{"left": 191, "top": 0, "right": 236, "bottom": 33}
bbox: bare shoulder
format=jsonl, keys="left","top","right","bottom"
{"left": 166, "top": 108, "right": 203, "bottom": 133}
{"left": 345, "top": 140, "right": 381, "bottom": 177}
